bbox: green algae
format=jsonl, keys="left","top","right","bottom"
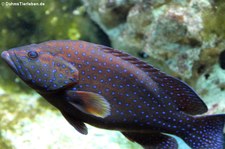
{"left": 0, "top": 93, "right": 39, "bottom": 148}
{"left": 0, "top": 134, "right": 13, "bottom": 149}
{"left": 202, "top": 0, "right": 225, "bottom": 41}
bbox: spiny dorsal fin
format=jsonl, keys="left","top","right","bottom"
{"left": 101, "top": 46, "right": 160, "bottom": 73}
{"left": 100, "top": 46, "right": 208, "bottom": 115}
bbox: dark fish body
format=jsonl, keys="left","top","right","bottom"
{"left": 2, "top": 40, "right": 225, "bottom": 149}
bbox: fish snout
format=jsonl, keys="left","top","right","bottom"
{"left": 1, "top": 51, "right": 9, "bottom": 59}
{"left": 1, "top": 51, "right": 12, "bottom": 64}
{"left": 1, "top": 50, "right": 18, "bottom": 73}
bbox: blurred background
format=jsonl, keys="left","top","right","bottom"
{"left": 0, "top": 0, "right": 225, "bottom": 149}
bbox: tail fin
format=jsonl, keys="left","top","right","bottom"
{"left": 180, "top": 114, "right": 225, "bottom": 149}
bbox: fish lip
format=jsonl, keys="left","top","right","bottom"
{"left": 1, "top": 51, "right": 19, "bottom": 74}
{"left": 1, "top": 51, "right": 32, "bottom": 81}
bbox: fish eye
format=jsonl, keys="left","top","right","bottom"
{"left": 28, "top": 51, "right": 38, "bottom": 59}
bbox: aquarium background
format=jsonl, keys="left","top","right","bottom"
{"left": 0, "top": 0, "right": 225, "bottom": 149}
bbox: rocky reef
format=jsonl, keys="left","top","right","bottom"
{"left": 82, "top": 0, "right": 225, "bottom": 113}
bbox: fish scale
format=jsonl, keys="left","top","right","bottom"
{"left": 1, "top": 40, "right": 225, "bottom": 149}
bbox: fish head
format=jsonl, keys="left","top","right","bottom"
{"left": 1, "top": 43, "right": 79, "bottom": 93}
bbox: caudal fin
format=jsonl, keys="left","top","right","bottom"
{"left": 180, "top": 114, "right": 225, "bottom": 149}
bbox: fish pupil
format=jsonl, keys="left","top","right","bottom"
{"left": 28, "top": 51, "right": 38, "bottom": 59}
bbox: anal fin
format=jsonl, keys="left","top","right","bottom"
{"left": 122, "top": 132, "right": 178, "bottom": 149}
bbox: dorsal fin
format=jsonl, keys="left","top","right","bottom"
{"left": 100, "top": 46, "right": 208, "bottom": 115}
{"left": 101, "top": 46, "right": 160, "bottom": 72}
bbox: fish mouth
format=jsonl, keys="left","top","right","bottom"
{"left": 1, "top": 50, "right": 32, "bottom": 81}
{"left": 1, "top": 51, "right": 19, "bottom": 74}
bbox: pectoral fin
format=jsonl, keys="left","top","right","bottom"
{"left": 122, "top": 132, "right": 178, "bottom": 149}
{"left": 66, "top": 91, "right": 111, "bottom": 118}
{"left": 61, "top": 111, "right": 88, "bottom": 135}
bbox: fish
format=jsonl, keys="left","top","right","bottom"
{"left": 1, "top": 40, "right": 225, "bottom": 149}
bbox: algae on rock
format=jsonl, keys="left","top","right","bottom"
{"left": 202, "top": 0, "right": 225, "bottom": 41}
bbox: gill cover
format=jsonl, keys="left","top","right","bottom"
{"left": 9, "top": 46, "right": 79, "bottom": 91}
{"left": 45, "top": 55, "right": 79, "bottom": 91}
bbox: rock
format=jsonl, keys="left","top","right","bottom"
{"left": 82, "top": 0, "right": 225, "bottom": 79}
{"left": 196, "top": 64, "right": 225, "bottom": 114}
{"left": 82, "top": 0, "right": 225, "bottom": 112}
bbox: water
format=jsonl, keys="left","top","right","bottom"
{"left": 0, "top": 0, "right": 225, "bottom": 149}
